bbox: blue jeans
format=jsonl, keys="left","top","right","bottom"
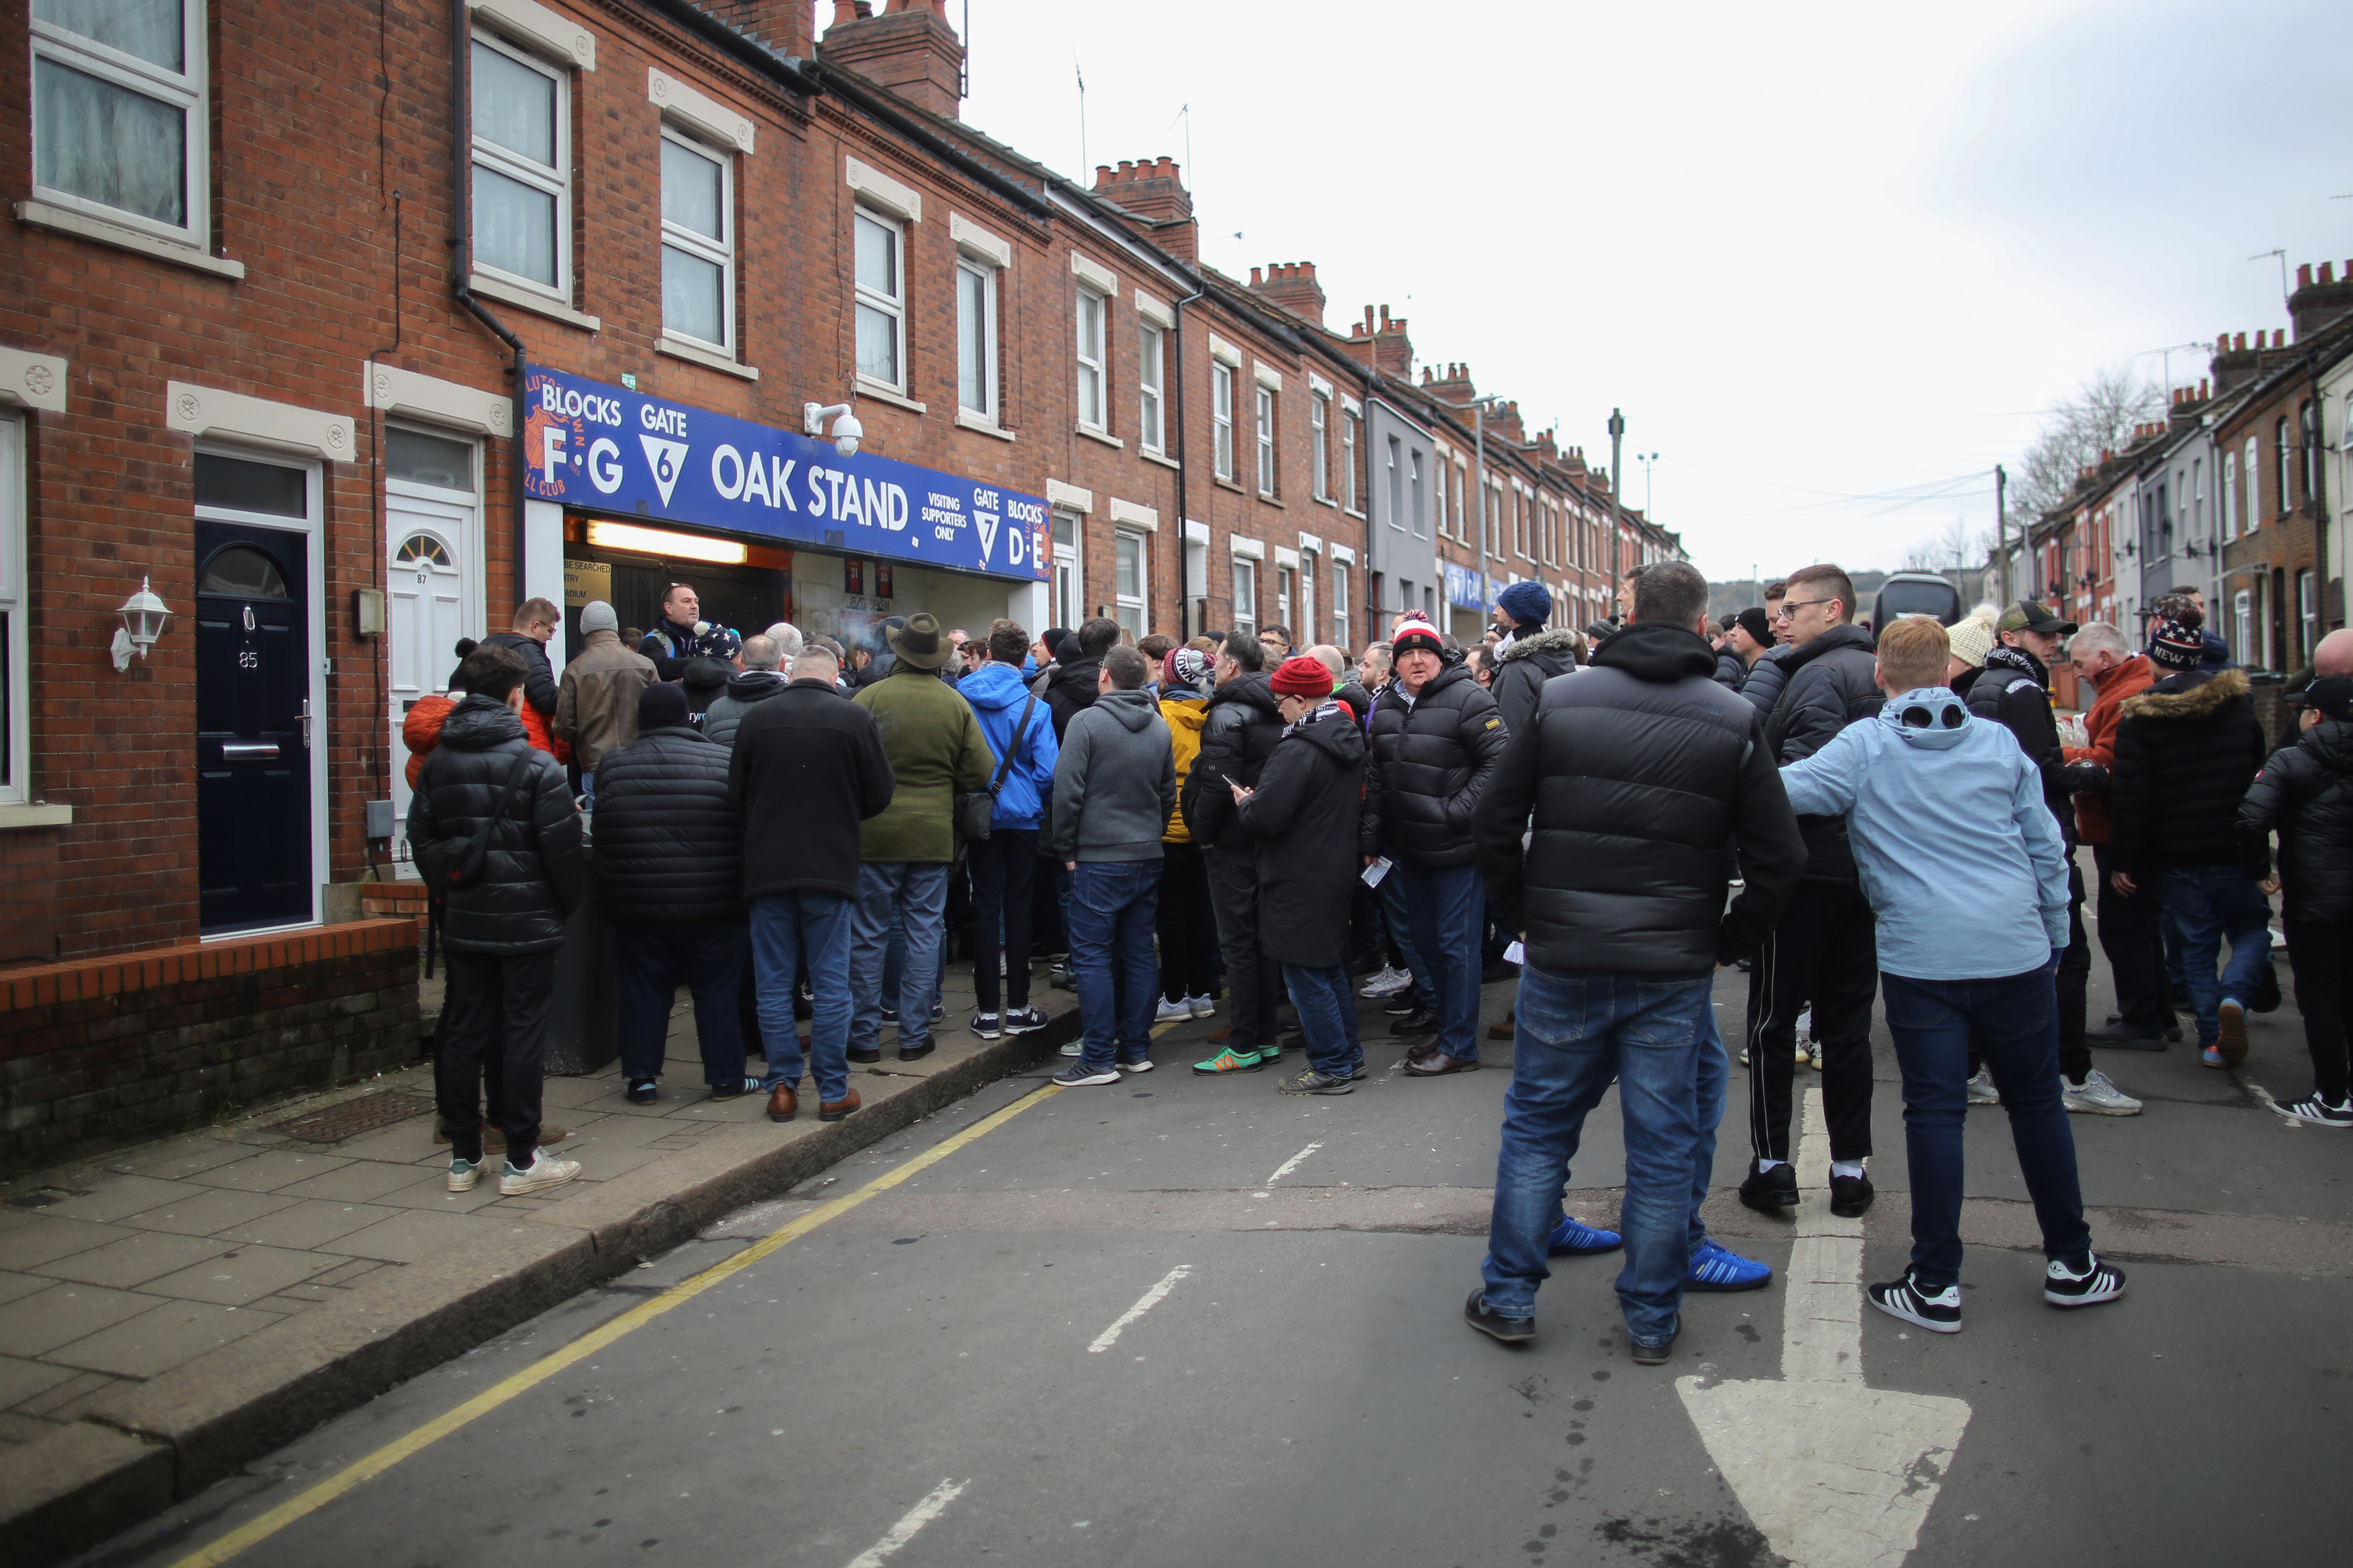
{"left": 1069, "top": 859, "right": 1162, "bottom": 1068}
{"left": 1881, "top": 968, "right": 2090, "bottom": 1290}
{"left": 615, "top": 922, "right": 749, "bottom": 1086}
{"left": 2157, "top": 867, "right": 2273, "bottom": 1045}
{"left": 750, "top": 893, "right": 854, "bottom": 1104}
{"left": 1376, "top": 867, "right": 1432, "bottom": 996}
{"left": 1284, "top": 963, "right": 1364, "bottom": 1079}
{"left": 1483, "top": 964, "right": 1710, "bottom": 1343}
{"left": 852, "top": 862, "right": 951, "bottom": 1054}
{"left": 1401, "top": 861, "right": 1485, "bottom": 1061}
{"left": 1688, "top": 999, "right": 1728, "bottom": 1256}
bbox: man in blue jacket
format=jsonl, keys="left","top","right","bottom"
{"left": 1780, "top": 614, "right": 2125, "bottom": 1335}
{"left": 960, "top": 620, "right": 1061, "bottom": 1040}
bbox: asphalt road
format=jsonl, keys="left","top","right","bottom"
{"left": 80, "top": 945, "right": 2353, "bottom": 1568}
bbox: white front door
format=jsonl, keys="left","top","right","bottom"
{"left": 387, "top": 496, "right": 470, "bottom": 868}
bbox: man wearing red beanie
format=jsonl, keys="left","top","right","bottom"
{"left": 1234, "top": 656, "right": 1373, "bottom": 1093}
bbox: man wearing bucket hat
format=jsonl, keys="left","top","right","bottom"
{"left": 849, "top": 614, "right": 994, "bottom": 1082}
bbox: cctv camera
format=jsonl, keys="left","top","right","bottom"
{"left": 832, "top": 411, "right": 863, "bottom": 459}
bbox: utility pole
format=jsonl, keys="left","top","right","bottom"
{"left": 1606, "top": 408, "right": 1626, "bottom": 589}
{"left": 1471, "top": 393, "right": 1505, "bottom": 621}
{"left": 1995, "top": 463, "right": 2008, "bottom": 605}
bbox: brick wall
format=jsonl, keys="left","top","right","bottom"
{"left": 0, "top": 920, "right": 419, "bottom": 1175}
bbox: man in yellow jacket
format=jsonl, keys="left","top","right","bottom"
{"left": 1156, "top": 647, "right": 1219, "bottom": 1021}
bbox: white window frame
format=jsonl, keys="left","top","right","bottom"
{"left": 1311, "top": 391, "right": 1330, "bottom": 501}
{"left": 2235, "top": 588, "right": 2255, "bottom": 669}
{"left": 955, "top": 255, "right": 998, "bottom": 422}
{"left": 470, "top": 29, "right": 571, "bottom": 300}
{"left": 1385, "top": 436, "right": 1403, "bottom": 531}
{"left": 1275, "top": 563, "right": 1294, "bottom": 631}
{"left": 1052, "top": 510, "right": 1083, "bottom": 630}
{"left": 2276, "top": 418, "right": 2293, "bottom": 520}
{"left": 2246, "top": 434, "right": 2262, "bottom": 533}
{"left": 1410, "top": 449, "right": 1425, "bottom": 539}
{"left": 1231, "top": 556, "right": 1257, "bottom": 637}
{"left": 2223, "top": 450, "right": 2239, "bottom": 543}
{"left": 0, "top": 416, "right": 26, "bottom": 804}
{"left": 853, "top": 203, "right": 907, "bottom": 391}
{"left": 1330, "top": 557, "right": 1350, "bottom": 647}
{"left": 2299, "top": 568, "right": 2319, "bottom": 665}
{"left": 658, "top": 128, "right": 732, "bottom": 351}
{"left": 1257, "top": 385, "right": 1277, "bottom": 497}
{"left": 1137, "top": 321, "right": 1165, "bottom": 453}
{"left": 29, "top": 0, "right": 208, "bottom": 248}
{"left": 1452, "top": 466, "right": 1465, "bottom": 542}
{"left": 1075, "top": 286, "right": 1107, "bottom": 432}
{"left": 1342, "top": 408, "right": 1360, "bottom": 514}
{"left": 1114, "top": 529, "right": 1148, "bottom": 642}
{"left": 1212, "top": 362, "right": 1236, "bottom": 481}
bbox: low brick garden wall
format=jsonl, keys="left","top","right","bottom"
{"left": 0, "top": 920, "right": 420, "bottom": 1175}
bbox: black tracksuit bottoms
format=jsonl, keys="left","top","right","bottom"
{"left": 1745, "top": 879, "right": 1877, "bottom": 1165}
{"left": 437, "top": 948, "right": 555, "bottom": 1167}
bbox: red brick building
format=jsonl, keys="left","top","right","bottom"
{"left": 0, "top": 0, "right": 1654, "bottom": 971}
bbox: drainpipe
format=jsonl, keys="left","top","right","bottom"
{"left": 1169, "top": 273, "right": 1207, "bottom": 641}
{"left": 449, "top": 0, "right": 527, "bottom": 553}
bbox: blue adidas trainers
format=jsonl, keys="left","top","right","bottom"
{"left": 1685, "top": 1238, "right": 1772, "bottom": 1292}
{"left": 1546, "top": 1215, "right": 1623, "bottom": 1255}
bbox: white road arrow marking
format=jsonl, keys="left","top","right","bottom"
{"left": 1087, "top": 1264, "right": 1192, "bottom": 1353}
{"left": 1676, "top": 1088, "right": 1972, "bottom": 1568}
{"left": 842, "top": 1477, "right": 969, "bottom": 1567}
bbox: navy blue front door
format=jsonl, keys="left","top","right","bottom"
{"left": 195, "top": 521, "right": 311, "bottom": 931}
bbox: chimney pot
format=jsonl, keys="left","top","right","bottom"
{"left": 1250, "top": 266, "right": 1263, "bottom": 285}
{"left": 2199, "top": 377, "right": 2209, "bottom": 398}
{"left": 2324, "top": 261, "right": 2338, "bottom": 285}
{"left": 2235, "top": 332, "right": 2247, "bottom": 352}
{"left": 2298, "top": 263, "right": 2314, "bottom": 290}
{"left": 833, "top": 0, "right": 859, "bottom": 20}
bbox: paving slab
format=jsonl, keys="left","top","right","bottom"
{"left": 28, "top": 1232, "right": 235, "bottom": 1290}
{"left": 46, "top": 1299, "right": 283, "bottom": 1379}
{"left": 0, "top": 1217, "right": 132, "bottom": 1272}
{"left": 136, "top": 1245, "right": 342, "bottom": 1307}
{"left": 316, "top": 1207, "right": 498, "bottom": 1265}
{"left": 269, "top": 1160, "right": 440, "bottom": 1204}
{"left": 37, "top": 1176, "right": 211, "bottom": 1226}
{"left": 0, "top": 1269, "right": 57, "bottom": 1306}
{"left": 0, "top": 1352, "right": 75, "bottom": 1411}
{"left": 105, "top": 1189, "right": 303, "bottom": 1239}
{"left": 214, "top": 1199, "right": 403, "bottom": 1251}
{"left": 0, "top": 1283, "right": 160, "bottom": 1358}
{"left": 183, "top": 1150, "right": 353, "bottom": 1193}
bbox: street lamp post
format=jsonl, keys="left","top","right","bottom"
{"left": 1470, "top": 393, "right": 1507, "bottom": 622}
{"left": 1606, "top": 408, "right": 1626, "bottom": 586}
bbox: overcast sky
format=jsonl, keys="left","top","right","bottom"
{"left": 915, "top": 0, "right": 2353, "bottom": 583}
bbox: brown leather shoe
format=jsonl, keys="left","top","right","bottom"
{"left": 766, "top": 1084, "right": 797, "bottom": 1122}
{"left": 1488, "top": 1011, "right": 1516, "bottom": 1041}
{"left": 1402, "top": 1041, "right": 1442, "bottom": 1067}
{"left": 820, "top": 1086, "right": 861, "bottom": 1122}
{"left": 1207, "top": 1026, "right": 1233, "bottom": 1043}
{"left": 1405, "top": 1052, "right": 1481, "bottom": 1077}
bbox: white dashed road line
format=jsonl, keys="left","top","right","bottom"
{"left": 1086, "top": 1265, "right": 1194, "bottom": 1353}
{"left": 842, "top": 1478, "right": 970, "bottom": 1568}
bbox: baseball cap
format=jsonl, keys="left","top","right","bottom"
{"left": 1996, "top": 600, "right": 2077, "bottom": 636}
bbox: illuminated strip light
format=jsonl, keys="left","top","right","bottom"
{"left": 586, "top": 520, "right": 748, "bottom": 564}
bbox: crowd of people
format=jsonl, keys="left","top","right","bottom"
{"left": 398, "top": 560, "right": 2349, "bottom": 1366}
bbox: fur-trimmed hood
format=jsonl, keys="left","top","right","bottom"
{"left": 1496, "top": 626, "right": 1584, "bottom": 667}
{"left": 2120, "top": 666, "right": 2249, "bottom": 723}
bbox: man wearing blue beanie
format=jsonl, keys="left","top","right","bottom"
{"left": 1489, "top": 579, "right": 1582, "bottom": 736}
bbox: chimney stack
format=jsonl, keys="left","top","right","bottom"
{"left": 817, "top": 0, "right": 964, "bottom": 120}
{"left": 704, "top": 1, "right": 815, "bottom": 56}
{"left": 1246, "top": 261, "right": 1326, "bottom": 326}
{"left": 2288, "top": 257, "right": 2353, "bottom": 342}
{"left": 1340, "top": 304, "right": 1413, "bottom": 377}
{"left": 1091, "top": 156, "right": 1196, "bottom": 264}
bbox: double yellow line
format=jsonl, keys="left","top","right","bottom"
{"left": 170, "top": 1084, "right": 1064, "bottom": 1568}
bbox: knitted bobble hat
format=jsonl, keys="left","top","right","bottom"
{"left": 2151, "top": 609, "right": 2207, "bottom": 672}
{"left": 1945, "top": 607, "right": 1997, "bottom": 671}
{"left": 1390, "top": 612, "right": 1444, "bottom": 658}
{"left": 1270, "top": 654, "right": 1336, "bottom": 700}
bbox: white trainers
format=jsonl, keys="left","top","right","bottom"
{"left": 1154, "top": 996, "right": 1194, "bottom": 1024}
{"left": 446, "top": 1157, "right": 481, "bottom": 1193}
{"left": 498, "top": 1152, "right": 582, "bottom": 1196}
{"left": 1187, "top": 994, "right": 1216, "bottom": 1019}
{"left": 1966, "top": 1067, "right": 1999, "bottom": 1105}
{"left": 1059, "top": 1039, "right": 1084, "bottom": 1057}
{"left": 1360, "top": 966, "right": 1414, "bottom": 998}
{"left": 2061, "top": 1070, "right": 2143, "bottom": 1116}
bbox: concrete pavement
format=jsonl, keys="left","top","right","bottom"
{"left": 51, "top": 933, "right": 2352, "bottom": 1568}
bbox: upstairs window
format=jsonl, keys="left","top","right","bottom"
{"left": 1257, "top": 387, "right": 1277, "bottom": 496}
{"left": 1075, "top": 288, "right": 1107, "bottom": 430}
{"left": 1341, "top": 408, "right": 1360, "bottom": 513}
{"left": 2223, "top": 451, "right": 2239, "bottom": 543}
{"left": 471, "top": 34, "right": 568, "bottom": 293}
{"left": 2245, "top": 434, "right": 2262, "bottom": 533}
{"left": 1311, "top": 391, "right": 1330, "bottom": 501}
{"left": 1138, "top": 323, "right": 1166, "bottom": 452}
{"left": 956, "top": 257, "right": 998, "bottom": 421}
{"left": 660, "top": 134, "right": 732, "bottom": 349}
{"left": 2275, "top": 417, "right": 2292, "bottom": 518}
{"left": 854, "top": 206, "right": 905, "bottom": 387}
{"left": 31, "top": 0, "right": 206, "bottom": 244}
{"left": 1212, "top": 363, "right": 1235, "bottom": 480}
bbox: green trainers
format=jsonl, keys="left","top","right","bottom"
{"left": 1192, "top": 1046, "right": 1265, "bottom": 1075}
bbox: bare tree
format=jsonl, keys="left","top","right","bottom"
{"left": 2010, "top": 365, "right": 2161, "bottom": 524}
{"left": 1905, "top": 515, "right": 1987, "bottom": 572}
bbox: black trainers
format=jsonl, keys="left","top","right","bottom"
{"left": 1387, "top": 1008, "right": 1439, "bottom": 1037}
{"left": 1629, "top": 1324, "right": 1680, "bottom": 1366}
{"left": 708, "top": 1076, "right": 764, "bottom": 1101}
{"left": 1278, "top": 1068, "right": 1354, "bottom": 1096}
{"left": 1462, "top": 1289, "right": 1534, "bottom": 1343}
{"left": 1829, "top": 1171, "right": 1875, "bottom": 1218}
{"left": 1383, "top": 992, "right": 1423, "bottom": 1017}
{"left": 2044, "top": 1253, "right": 2126, "bottom": 1308}
{"left": 1737, "top": 1160, "right": 1799, "bottom": 1214}
{"left": 1869, "top": 1268, "right": 1962, "bottom": 1333}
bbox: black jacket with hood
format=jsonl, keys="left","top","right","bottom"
{"left": 728, "top": 679, "right": 896, "bottom": 901}
{"left": 1966, "top": 645, "right": 2072, "bottom": 842}
{"left": 1764, "top": 622, "right": 1881, "bottom": 883}
{"left": 1042, "top": 648, "right": 1104, "bottom": 740}
{"left": 589, "top": 724, "right": 744, "bottom": 925}
{"left": 407, "top": 696, "right": 585, "bottom": 955}
{"left": 482, "top": 630, "right": 558, "bottom": 717}
{"left": 1182, "top": 671, "right": 1285, "bottom": 850}
{"left": 1490, "top": 626, "right": 1583, "bottom": 736}
{"left": 1473, "top": 621, "right": 1803, "bottom": 976}
{"left": 1239, "top": 707, "right": 1369, "bottom": 968}
{"left": 1712, "top": 647, "right": 1747, "bottom": 690}
{"left": 2240, "top": 718, "right": 2353, "bottom": 924}
{"left": 2110, "top": 668, "right": 2266, "bottom": 876}
{"left": 1365, "top": 660, "right": 1510, "bottom": 868}
{"left": 701, "top": 668, "right": 787, "bottom": 748}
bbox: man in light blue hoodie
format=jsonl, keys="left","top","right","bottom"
{"left": 959, "top": 621, "right": 1061, "bottom": 1041}
{"left": 1778, "top": 615, "right": 2126, "bottom": 1336}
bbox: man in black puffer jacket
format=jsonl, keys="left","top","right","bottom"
{"left": 2112, "top": 611, "right": 2270, "bottom": 1067}
{"left": 1367, "top": 612, "right": 1510, "bottom": 1074}
{"left": 1044, "top": 617, "right": 1119, "bottom": 740}
{"left": 1745, "top": 563, "right": 1883, "bottom": 1218}
{"left": 2240, "top": 672, "right": 2353, "bottom": 1124}
{"left": 593, "top": 683, "right": 757, "bottom": 1106}
{"left": 1465, "top": 560, "right": 1803, "bottom": 1357}
{"left": 408, "top": 643, "right": 586, "bottom": 1198}
{"left": 1182, "top": 632, "right": 1288, "bottom": 1069}
{"left": 482, "top": 597, "right": 561, "bottom": 720}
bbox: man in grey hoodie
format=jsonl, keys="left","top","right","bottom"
{"left": 1050, "top": 643, "right": 1177, "bottom": 1085}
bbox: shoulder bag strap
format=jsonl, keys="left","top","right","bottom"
{"left": 988, "top": 692, "right": 1037, "bottom": 798}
